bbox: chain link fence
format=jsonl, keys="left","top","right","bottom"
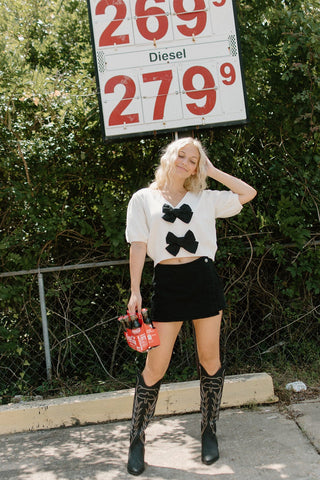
{"left": 0, "top": 260, "right": 199, "bottom": 403}
{"left": 1, "top": 245, "right": 319, "bottom": 404}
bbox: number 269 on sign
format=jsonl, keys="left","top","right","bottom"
{"left": 95, "top": 0, "right": 228, "bottom": 47}
{"left": 103, "top": 61, "right": 238, "bottom": 128}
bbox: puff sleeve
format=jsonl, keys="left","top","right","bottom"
{"left": 125, "top": 190, "right": 149, "bottom": 244}
{"left": 212, "top": 190, "right": 243, "bottom": 218}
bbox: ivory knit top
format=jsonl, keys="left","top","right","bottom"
{"left": 126, "top": 187, "right": 242, "bottom": 265}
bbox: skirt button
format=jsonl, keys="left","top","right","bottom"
{"left": 204, "top": 258, "right": 208, "bottom": 263}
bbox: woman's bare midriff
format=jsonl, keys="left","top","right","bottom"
{"left": 159, "top": 256, "right": 201, "bottom": 265}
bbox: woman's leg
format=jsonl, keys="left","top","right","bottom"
{"left": 193, "top": 311, "right": 222, "bottom": 375}
{"left": 143, "top": 321, "right": 183, "bottom": 385}
{"left": 193, "top": 312, "right": 225, "bottom": 465}
{"left": 128, "top": 321, "right": 183, "bottom": 476}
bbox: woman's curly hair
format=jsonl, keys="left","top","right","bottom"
{"left": 150, "top": 137, "right": 208, "bottom": 193}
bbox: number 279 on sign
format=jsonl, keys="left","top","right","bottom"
{"left": 103, "top": 60, "right": 239, "bottom": 128}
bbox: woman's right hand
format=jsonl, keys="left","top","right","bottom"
{"left": 127, "top": 291, "right": 142, "bottom": 315}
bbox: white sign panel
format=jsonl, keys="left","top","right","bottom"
{"left": 87, "top": 0, "right": 248, "bottom": 140}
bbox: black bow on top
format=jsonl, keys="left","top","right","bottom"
{"left": 162, "top": 203, "right": 193, "bottom": 224}
{"left": 165, "top": 230, "right": 199, "bottom": 256}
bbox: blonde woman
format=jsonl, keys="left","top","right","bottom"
{"left": 125, "top": 137, "right": 256, "bottom": 476}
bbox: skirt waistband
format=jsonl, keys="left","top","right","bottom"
{"left": 155, "top": 256, "right": 213, "bottom": 272}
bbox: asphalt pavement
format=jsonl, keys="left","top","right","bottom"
{"left": 0, "top": 399, "right": 319, "bottom": 480}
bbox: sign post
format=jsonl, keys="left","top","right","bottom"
{"left": 87, "top": 0, "right": 248, "bottom": 141}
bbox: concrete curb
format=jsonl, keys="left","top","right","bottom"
{"left": 0, "top": 372, "right": 277, "bottom": 435}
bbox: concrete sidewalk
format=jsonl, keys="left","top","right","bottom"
{"left": 0, "top": 399, "right": 319, "bottom": 480}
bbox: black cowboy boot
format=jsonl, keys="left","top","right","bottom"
{"left": 127, "top": 373, "right": 161, "bottom": 476}
{"left": 200, "top": 364, "right": 225, "bottom": 465}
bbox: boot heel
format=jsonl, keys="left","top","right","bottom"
{"left": 201, "top": 424, "right": 219, "bottom": 464}
{"left": 127, "top": 437, "right": 145, "bottom": 475}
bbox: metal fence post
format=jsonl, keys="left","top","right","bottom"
{"left": 38, "top": 272, "right": 52, "bottom": 382}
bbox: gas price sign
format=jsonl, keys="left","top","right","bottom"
{"left": 87, "top": 0, "right": 248, "bottom": 140}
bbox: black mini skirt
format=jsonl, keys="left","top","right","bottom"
{"left": 151, "top": 256, "right": 226, "bottom": 323}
